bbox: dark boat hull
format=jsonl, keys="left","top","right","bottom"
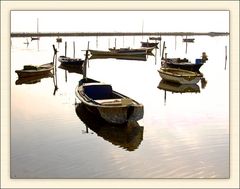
{"left": 165, "top": 62, "right": 203, "bottom": 72}
{"left": 15, "top": 63, "right": 53, "bottom": 78}
{"left": 58, "top": 56, "right": 84, "bottom": 66}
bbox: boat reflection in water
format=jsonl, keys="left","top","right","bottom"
{"left": 158, "top": 79, "right": 201, "bottom": 93}
{"left": 75, "top": 103, "right": 144, "bottom": 151}
{"left": 15, "top": 72, "right": 53, "bottom": 85}
{"left": 58, "top": 63, "right": 83, "bottom": 74}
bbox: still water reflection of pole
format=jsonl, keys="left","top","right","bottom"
{"left": 37, "top": 39, "right": 39, "bottom": 51}
{"left": 164, "top": 90, "right": 166, "bottom": 105}
{"left": 175, "top": 36, "right": 177, "bottom": 50}
{"left": 52, "top": 45, "right": 58, "bottom": 95}
{"left": 185, "top": 36, "right": 188, "bottom": 54}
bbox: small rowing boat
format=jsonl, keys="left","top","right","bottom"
{"left": 15, "top": 62, "right": 53, "bottom": 78}
{"left": 158, "top": 68, "right": 203, "bottom": 84}
{"left": 75, "top": 78, "right": 144, "bottom": 124}
{"left": 58, "top": 56, "right": 84, "bottom": 66}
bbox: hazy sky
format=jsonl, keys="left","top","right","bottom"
{"left": 11, "top": 11, "right": 229, "bottom": 33}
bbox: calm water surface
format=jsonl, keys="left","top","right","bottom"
{"left": 11, "top": 36, "right": 229, "bottom": 178}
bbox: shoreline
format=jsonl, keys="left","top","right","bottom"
{"left": 11, "top": 32, "right": 229, "bottom": 38}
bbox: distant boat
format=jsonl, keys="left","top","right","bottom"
{"left": 158, "top": 68, "right": 203, "bottom": 84}
{"left": 149, "top": 36, "right": 162, "bottom": 41}
{"left": 15, "top": 62, "right": 53, "bottom": 78}
{"left": 183, "top": 38, "right": 195, "bottom": 42}
{"left": 161, "top": 52, "right": 208, "bottom": 72}
{"left": 75, "top": 77, "right": 144, "bottom": 124}
{"left": 141, "top": 41, "right": 159, "bottom": 48}
{"left": 58, "top": 56, "right": 84, "bottom": 66}
{"left": 31, "top": 37, "right": 40, "bottom": 41}
{"left": 89, "top": 49, "right": 147, "bottom": 57}
{"left": 75, "top": 103, "right": 144, "bottom": 151}
{"left": 158, "top": 79, "right": 200, "bottom": 93}
{"left": 56, "top": 37, "right": 62, "bottom": 43}
{"left": 89, "top": 54, "right": 147, "bottom": 61}
{"left": 15, "top": 72, "right": 53, "bottom": 85}
{"left": 109, "top": 47, "right": 154, "bottom": 55}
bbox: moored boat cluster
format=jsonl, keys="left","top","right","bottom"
{"left": 15, "top": 37, "right": 208, "bottom": 125}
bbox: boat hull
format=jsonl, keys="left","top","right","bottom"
{"left": 15, "top": 63, "right": 53, "bottom": 78}
{"left": 161, "top": 59, "right": 204, "bottom": 72}
{"left": 75, "top": 78, "right": 144, "bottom": 124}
{"left": 89, "top": 50, "right": 147, "bottom": 57}
{"left": 158, "top": 68, "right": 202, "bottom": 84}
{"left": 15, "top": 72, "right": 53, "bottom": 85}
{"left": 58, "top": 56, "right": 84, "bottom": 66}
{"left": 141, "top": 42, "right": 159, "bottom": 48}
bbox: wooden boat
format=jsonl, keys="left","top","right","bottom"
{"left": 56, "top": 37, "right": 62, "bottom": 43}
{"left": 75, "top": 103, "right": 144, "bottom": 151}
{"left": 161, "top": 52, "right": 208, "bottom": 72}
{"left": 58, "top": 56, "right": 84, "bottom": 66}
{"left": 15, "top": 72, "right": 53, "bottom": 85}
{"left": 31, "top": 37, "right": 40, "bottom": 41}
{"left": 89, "top": 49, "right": 147, "bottom": 57}
{"left": 109, "top": 47, "right": 154, "bottom": 55}
{"left": 15, "top": 62, "right": 53, "bottom": 78}
{"left": 183, "top": 38, "right": 195, "bottom": 42}
{"left": 158, "top": 68, "right": 203, "bottom": 84}
{"left": 75, "top": 78, "right": 144, "bottom": 124}
{"left": 149, "top": 36, "right": 162, "bottom": 41}
{"left": 141, "top": 41, "right": 159, "bottom": 48}
{"left": 89, "top": 54, "right": 147, "bottom": 61}
{"left": 158, "top": 79, "right": 200, "bottom": 93}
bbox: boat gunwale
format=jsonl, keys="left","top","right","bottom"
{"left": 75, "top": 84, "right": 143, "bottom": 109}
{"left": 158, "top": 68, "right": 202, "bottom": 77}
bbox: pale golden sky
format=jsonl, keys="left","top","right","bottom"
{"left": 11, "top": 11, "right": 229, "bottom": 33}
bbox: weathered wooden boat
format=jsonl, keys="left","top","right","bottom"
{"left": 158, "top": 68, "right": 203, "bottom": 84}
{"left": 31, "top": 37, "right": 40, "bottom": 41}
{"left": 58, "top": 56, "right": 84, "bottom": 66}
{"left": 15, "top": 62, "right": 54, "bottom": 78}
{"left": 89, "top": 49, "right": 147, "bottom": 57}
{"left": 149, "top": 36, "right": 162, "bottom": 41}
{"left": 158, "top": 79, "right": 200, "bottom": 93}
{"left": 161, "top": 52, "right": 208, "bottom": 72}
{"left": 109, "top": 47, "right": 154, "bottom": 55}
{"left": 89, "top": 54, "right": 147, "bottom": 61}
{"left": 141, "top": 41, "right": 159, "bottom": 48}
{"left": 15, "top": 72, "right": 53, "bottom": 85}
{"left": 75, "top": 78, "right": 144, "bottom": 124}
{"left": 183, "top": 38, "right": 195, "bottom": 42}
{"left": 75, "top": 103, "right": 144, "bottom": 151}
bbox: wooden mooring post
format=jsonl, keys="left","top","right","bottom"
{"left": 83, "top": 41, "right": 90, "bottom": 79}
{"left": 224, "top": 46, "right": 227, "bottom": 70}
{"left": 159, "top": 36, "right": 162, "bottom": 57}
{"left": 73, "top": 41, "right": 75, "bottom": 58}
{"left": 65, "top": 41, "right": 67, "bottom": 56}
